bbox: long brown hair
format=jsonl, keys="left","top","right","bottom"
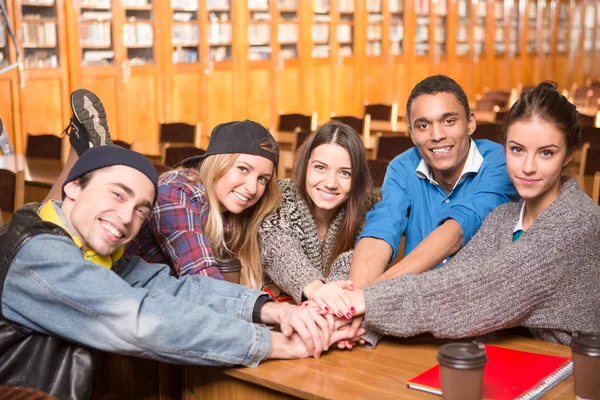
{"left": 293, "top": 121, "right": 373, "bottom": 271}
{"left": 187, "top": 139, "right": 281, "bottom": 289}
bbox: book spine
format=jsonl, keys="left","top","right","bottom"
{"left": 517, "top": 361, "right": 573, "bottom": 400}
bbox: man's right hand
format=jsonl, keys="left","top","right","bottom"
{"left": 268, "top": 324, "right": 366, "bottom": 359}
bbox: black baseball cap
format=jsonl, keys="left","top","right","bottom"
{"left": 181, "top": 120, "right": 279, "bottom": 167}
{"left": 62, "top": 145, "right": 159, "bottom": 204}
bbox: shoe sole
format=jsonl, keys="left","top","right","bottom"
{"left": 70, "top": 89, "right": 111, "bottom": 147}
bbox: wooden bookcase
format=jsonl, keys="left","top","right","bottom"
{"left": 0, "top": 0, "right": 22, "bottom": 153}
{"left": 13, "top": 0, "right": 70, "bottom": 154}
{"left": 3, "top": 0, "right": 600, "bottom": 149}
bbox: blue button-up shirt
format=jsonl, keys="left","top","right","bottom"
{"left": 357, "top": 139, "right": 518, "bottom": 264}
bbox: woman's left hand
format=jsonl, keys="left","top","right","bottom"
{"left": 304, "top": 280, "right": 356, "bottom": 320}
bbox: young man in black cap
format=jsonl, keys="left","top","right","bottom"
{"left": 0, "top": 95, "right": 357, "bottom": 399}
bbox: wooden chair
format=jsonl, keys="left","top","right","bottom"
{"left": 26, "top": 133, "right": 62, "bottom": 160}
{"left": 581, "top": 126, "right": 600, "bottom": 148}
{"left": 571, "top": 84, "right": 593, "bottom": 109}
{"left": 154, "top": 164, "right": 171, "bottom": 176}
{"left": 592, "top": 172, "right": 600, "bottom": 204}
{"left": 364, "top": 101, "right": 399, "bottom": 131}
{"left": 112, "top": 140, "right": 132, "bottom": 149}
{"left": 330, "top": 115, "right": 371, "bottom": 139}
{"left": 482, "top": 89, "right": 511, "bottom": 102}
{"left": 163, "top": 145, "right": 206, "bottom": 167}
{"left": 159, "top": 122, "right": 201, "bottom": 146}
{"left": 577, "top": 143, "right": 600, "bottom": 195}
{"left": 494, "top": 106, "right": 508, "bottom": 123}
{"left": 367, "top": 159, "right": 389, "bottom": 189}
{"left": 476, "top": 98, "right": 508, "bottom": 111}
{"left": 277, "top": 130, "right": 312, "bottom": 179}
{"left": 578, "top": 112, "right": 596, "bottom": 127}
{"left": 472, "top": 122, "right": 504, "bottom": 144}
{"left": 0, "top": 167, "right": 24, "bottom": 225}
{"left": 277, "top": 112, "right": 315, "bottom": 133}
{"left": 373, "top": 135, "right": 414, "bottom": 162}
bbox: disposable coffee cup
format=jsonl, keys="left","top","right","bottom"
{"left": 571, "top": 332, "right": 600, "bottom": 400}
{"left": 437, "top": 342, "right": 487, "bottom": 400}
{"left": 218, "top": 258, "right": 242, "bottom": 284}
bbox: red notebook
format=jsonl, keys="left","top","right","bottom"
{"left": 407, "top": 344, "right": 573, "bottom": 400}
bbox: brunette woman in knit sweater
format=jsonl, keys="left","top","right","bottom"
{"left": 259, "top": 122, "right": 375, "bottom": 317}
{"left": 343, "top": 81, "right": 600, "bottom": 346}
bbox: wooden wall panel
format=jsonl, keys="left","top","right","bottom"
{"left": 333, "top": 64, "right": 357, "bottom": 116}
{"left": 390, "top": 63, "right": 409, "bottom": 109}
{"left": 245, "top": 69, "right": 271, "bottom": 127}
{"left": 311, "top": 64, "right": 332, "bottom": 122}
{"left": 20, "top": 79, "right": 67, "bottom": 135}
{"left": 0, "top": 79, "right": 18, "bottom": 149}
{"left": 275, "top": 67, "right": 301, "bottom": 114}
{"left": 169, "top": 73, "right": 202, "bottom": 125}
{"left": 362, "top": 62, "right": 385, "bottom": 105}
{"left": 410, "top": 58, "right": 431, "bottom": 88}
{"left": 554, "top": 54, "right": 570, "bottom": 88}
{"left": 123, "top": 74, "right": 159, "bottom": 143}
{"left": 508, "top": 58, "right": 522, "bottom": 88}
{"left": 205, "top": 70, "right": 234, "bottom": 131}
{"left": 81, "top": 76, "right": 120, "bottom": 141}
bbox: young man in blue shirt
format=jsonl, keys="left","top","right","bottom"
{"left": 349, "top": 75, "right": 518, "bottom": 289}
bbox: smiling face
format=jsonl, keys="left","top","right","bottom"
{"left": 505, "top": 118, "right": 573, "bottom": 208}
{"left": 62, "top": 165, "right": 155, "bottom": 257}
{"left": 305, "top": 143, "right": 352, "bottom": 216}
{"left": 409, "top": 92, "right": 476, "bottom": 188}
{"left": 215, "top": 153, "right": 275, "bottom": 214}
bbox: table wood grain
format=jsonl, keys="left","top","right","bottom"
{"left": 184, "top": 334, "right": 575, "bottom": 400}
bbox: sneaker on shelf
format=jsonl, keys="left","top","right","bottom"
{"left": 63, "top": 89, "right": 113, "bottom": 156}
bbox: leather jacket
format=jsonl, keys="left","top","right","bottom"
{"left": 0, "top": 204, "right": 96, "bottom": 400}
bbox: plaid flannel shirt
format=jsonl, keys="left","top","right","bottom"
{"left": 125, "top": 169, "right": 224, "bottom": 279}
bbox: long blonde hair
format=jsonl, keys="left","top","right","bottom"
{"left": 186, "top": 141, "right": 281, "bottom": 289}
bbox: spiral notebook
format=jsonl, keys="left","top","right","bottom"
{"left": 407, "top": 344, "right": 573, "bottom": 400}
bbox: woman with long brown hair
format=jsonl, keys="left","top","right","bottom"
{"left": 125, "top": 120, "right": 281, "bottom": 289}
{"left": 260, "top": 121, "right": 374, "bottom": 317}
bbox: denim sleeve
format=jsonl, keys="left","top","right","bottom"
{"left": 442, "top": 153, "right": 518, "bottom": 246}
{"left": 356, "top": 158, "right": 411, "bottom": 261}
{"left": 2, "top": 234, "right": 271, "bottom": 367}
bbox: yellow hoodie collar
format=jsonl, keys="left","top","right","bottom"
{"left": 37, "top": 201, "right": 123, "bottom": 269}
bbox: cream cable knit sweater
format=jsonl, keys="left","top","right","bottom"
{"left": 260, "top": 180, "right": 355, "bottom": 303}
{"left": 364, "top": 177, "right": 600, "bottom": 345}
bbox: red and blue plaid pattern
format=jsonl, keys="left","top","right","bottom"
{"left": 125, "top": 169, "right": 224, "bottom": 279}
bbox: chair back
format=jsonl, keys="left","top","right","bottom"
{"left": 582, "top": 146, "right": 600, "bottom": 176}
{"left": 495, "top": 110, "right": 508, "bottom": 123}
{"left": 331, "top": 116, "right": 364, "bottom": 135}
{"left": 295, "top": 130, "right": 312, "bottom": 151}
{"left": 581, "top": 126, "right": 600, "bottom": 148}
{"left": 476, "top": 98, "right": 507, "bottom": 111}
{"left": 592, "top": 172, "right": 600, "bottom": 204}
{"left": 159, "top": 122, "right": 197, "bottom": 143}
{"left": 364, "top": 103, "right": 392, "bottom": 121}
{"left": 163, "top": 146, "right": 206, "bottom": 167}
{"left": 367, "top": 159, "right": 389, "bottom": 189}
{"left": 113, "top": 140, "right": 132, "bottom": 149}
{"left": 26, "top": 133, "right": 62, "bottom": 159}
{"left": 482, "top": 90, "right": 511, "bottom": 102}
{"left": 0, "top": 168, "right": 24, "bottom": 222}
{"left": 375, "top": 136, "right": 414, "bottom": 162}
{"left": 578, "top": 113, "right": 596, "bottom": 127}
{"left": 278, "top": 113, "right": 312, "bottom": 132}
{"left": 472, "top": 122, "right": 503, "bottom": 143}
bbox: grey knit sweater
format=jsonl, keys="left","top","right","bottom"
{"left": 364, "top": 177, "right": 600, "bottom": 345}
{"left": 259, "top": 179, "right": 354, "bottom": 303}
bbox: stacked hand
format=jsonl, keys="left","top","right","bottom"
{"left": 302, "top": 280, "right": 367, "bottom": 350}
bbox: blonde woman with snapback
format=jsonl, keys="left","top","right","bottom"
{"left": 125, "top": 120, "right": 281, "bottom": 289}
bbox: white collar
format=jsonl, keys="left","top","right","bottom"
{"left": 415, "top": 138, "right": 483, "bottom": 190}
{"left": 513, "top": 202, "right": 526, "bottom": 233}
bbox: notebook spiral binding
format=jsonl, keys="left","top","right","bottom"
{"left": 516, "top": 360, "right": 573, "bottom": 400}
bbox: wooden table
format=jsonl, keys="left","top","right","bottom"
{"left": 183, "top": 334, "right": 575, "bottom": 400}
{"left": 0, "top": 155, "right": 62, "bottom": 204}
